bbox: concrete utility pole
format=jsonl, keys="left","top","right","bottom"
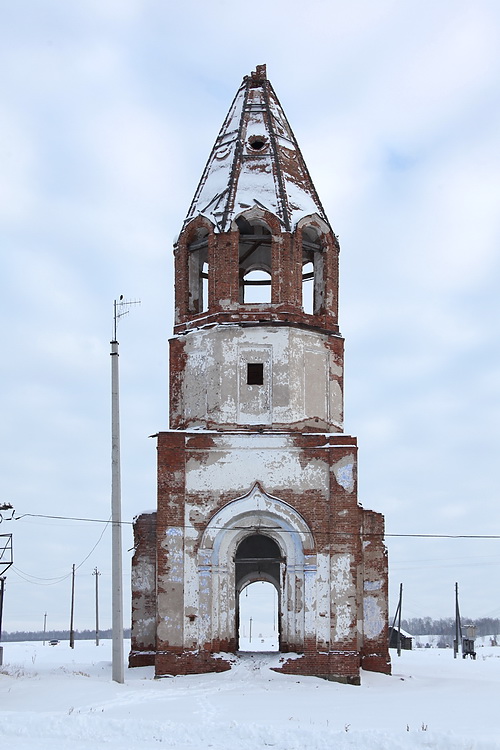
{"left": 111, "top": 296, "right": 139, "bottom": 684}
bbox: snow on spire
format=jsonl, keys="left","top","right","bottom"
{"left": 183, "top": 65, "right": 330, "bottom": 233}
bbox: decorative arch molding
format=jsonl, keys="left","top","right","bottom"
{"left": 196, "top": 483, "right": 316, "bottom": 652}
{"left": 199, "top": 482, "right": 315, "bottom": 562}
{"left": 230, "top": 206, "right": 282, "bottom": 234}
{"left": 295, "top": 212, "right": 331, "bottom": 235}
{"left": 180, "top": 215, "right": 216, "bottom": 244}
{"left": 237, "top": 569, "right": 280, "bottom": 594}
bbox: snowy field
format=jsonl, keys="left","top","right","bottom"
{"left": 1, "top": 639, "right": 499, "bottom": 750}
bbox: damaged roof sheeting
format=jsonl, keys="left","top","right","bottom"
{"left": 184, "top": 65, "right": 330, "bottom": 233}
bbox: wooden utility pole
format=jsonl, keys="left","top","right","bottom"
{"left": 396, "top": 583, "right": 403, "bottom": 657}
{"left": 93, "top": 567, "right": 100, "bottom": 646}
{"left": 454, "top": 582, "right": 462, "bottom": 659}
{"left": 69, "top": 564, "right": 75, "bottom": 649}
{"left": 389, "top": 583, "right": 403, "bottom": 656}
{"left": 43, "top": 612, "right": 47, "bottom": 646}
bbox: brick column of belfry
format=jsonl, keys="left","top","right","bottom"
{"left": 129, "top": 65, "right": 391, "bottom": 684}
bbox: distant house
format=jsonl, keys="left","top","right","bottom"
{"left": 389, "top": 627, "right": 413, "bottom": 650}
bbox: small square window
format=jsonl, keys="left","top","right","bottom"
{"left": 247, "top": 362, "right": 264, "bottom": 385}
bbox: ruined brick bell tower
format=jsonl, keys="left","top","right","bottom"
{"left": 129, "top": 65, "right": 391, "bottom": 684}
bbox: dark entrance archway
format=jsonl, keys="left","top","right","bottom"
{"left": 235, "top": 534, "right": 284, "bottom": 650}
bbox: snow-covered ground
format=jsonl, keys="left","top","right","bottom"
{"left": 1, "top": 639, "right": 499, "bottom": 749}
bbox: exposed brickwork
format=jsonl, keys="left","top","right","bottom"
{"left": 129, "top": 66, "right": 390, "bottom": 684}
{"left": 274, "top": 651, "right": 361, "bottom": 685}
{"left": 155, "top": 651, "right": 231, "bottom": 677}
{"left": 129, "top": 651, "right": 155, "bottom": 668}
{"left": 129, "top": 512, "right": 157, "bottom": 662}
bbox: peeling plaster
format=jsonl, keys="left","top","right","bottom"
{"left": 331, "top": 554, "right": 352, "bottom": 594}
{"left": 186, "top": 445, "right": 328, "bottom": 494}
{"left": 364, "top": 580, "right": 382, "bottom": 591}
{"left": 333, "top": 455, "right": 354, "bottom": 493}
{"left": 363, "top": 596, "right": 385, "bottom": 639}
{"left": 129, "top": 66, "right": 391, "bottom": 681}
{"left": 131, "top": 562, "right": 155, "bottom": 592}
{"left": 172, "top": 325, "right": 343, "bottom": 430}
{"left": 334, "top": 603, "right": 352, "bottom": 640}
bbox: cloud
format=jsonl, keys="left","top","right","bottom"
{"left": 1, "top": 0, "right": 499, "bottom": 628}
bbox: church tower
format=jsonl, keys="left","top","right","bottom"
{"left": 130, "top": 66, "right": 390, "bottom": 684}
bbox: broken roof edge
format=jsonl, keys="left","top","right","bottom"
{"left": 181, "top": 64, "right": 332, "bottom": 235}
{"left": 246, "top": 63, "right": 267, "bottom": 86}
{"left": 179, "top": 207, "right": 334, "bottom": 239}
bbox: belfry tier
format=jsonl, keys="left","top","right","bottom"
{"left": 170, "top": 65, "right": 345, "bottom": 434}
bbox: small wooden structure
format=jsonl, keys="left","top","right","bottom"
{"left": 389, "top": 626, "right": 413, "bottom": 650}
{"left": 461, "top": 626, "right": 477, "bottom": 659}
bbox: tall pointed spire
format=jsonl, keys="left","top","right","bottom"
{"left": 184, "top": 65, "right": 329, "bottom": 233}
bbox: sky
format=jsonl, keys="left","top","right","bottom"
{"left": 1, "top": 0, "right": 500, "bottom": 633}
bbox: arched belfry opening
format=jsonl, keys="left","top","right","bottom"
{"left": 301, "top": 225, "right": 324, "bottom": 315}
{"left": 130, "top": 65, "right": 390, "bottom": 685}
{"left": 236, "top": 215, "right": 272, "bottom": 304}
{"left": 187, "top": 226, "right": 209, "bottom": 313}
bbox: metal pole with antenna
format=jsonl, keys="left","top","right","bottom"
{"left": 111, "top": 296, "right": 139, "bottom": 684}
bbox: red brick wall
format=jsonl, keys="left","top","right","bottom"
{"left": 173, "top": 215, "right": 340, "bottom": 335}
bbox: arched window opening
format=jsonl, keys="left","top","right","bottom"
{"left": 238, "top": 582, "right": 279, "bottom": 652}
{"left": 202, "top": 261, "right": 209, "bottom": 313}
{"left": 301, "top": 226, "right": 324, "bottom": 315}
{"left": 188, "top": 228, "right": 209, "bottom": 313}
{"left": 242, "top": 269, "right": 272, "bottom": 303}
{"left": 302, "top": 261, "right": 314, "bottom": 315}
{"left": 236, "top": 216, "right": 272, "bottom": 304}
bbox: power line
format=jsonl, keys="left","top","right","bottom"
{"left": 11, "top": 567, "right": 71, "bottom": 586}
{"left": 386, "top": 534, "right": 500, "bottom": 539}
{"left": 15, "top": 513, "right": 128, "bottom": 525}
{"left": 14, "top": 514, "right": 500, "bottom": 539}
{"left": 10, "top": 516, "right": 111, "bottom": 585}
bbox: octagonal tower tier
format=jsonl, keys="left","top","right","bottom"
{"left": 171, "top": 65, "right": 344, "bottom": 433}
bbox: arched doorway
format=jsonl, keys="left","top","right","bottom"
{"left": 197, "top": 483, "right": 315, "bottom": 654}
{"left": 238, "top": 581, "right": 278, "bottom": 651}
{"left": 235, "top": 534, "right": 283, "bottom": 651}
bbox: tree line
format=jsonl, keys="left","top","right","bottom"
{"left": 401, "top": 617, "right": 500, "bottom": 637}
{"left": 1, "top": 628, "right": 131, "bottom": 642}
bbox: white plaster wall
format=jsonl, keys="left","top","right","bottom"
{"left": 172, "top": 326, "right": 343, "bottom": 429}
{"left": 131, "top": 559, "right": 156, "bottom": 646}
{"left": 315, "top": 552, "right": 331, "bottom": 647}
{"left": 185, "top": 433, "right": 329, "bottom": 496}
{"left": 330, "top": 553, "right": 357, "bottom": 643}
{"left": 157, "top": 528, "right": 185, "bottom": 647}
